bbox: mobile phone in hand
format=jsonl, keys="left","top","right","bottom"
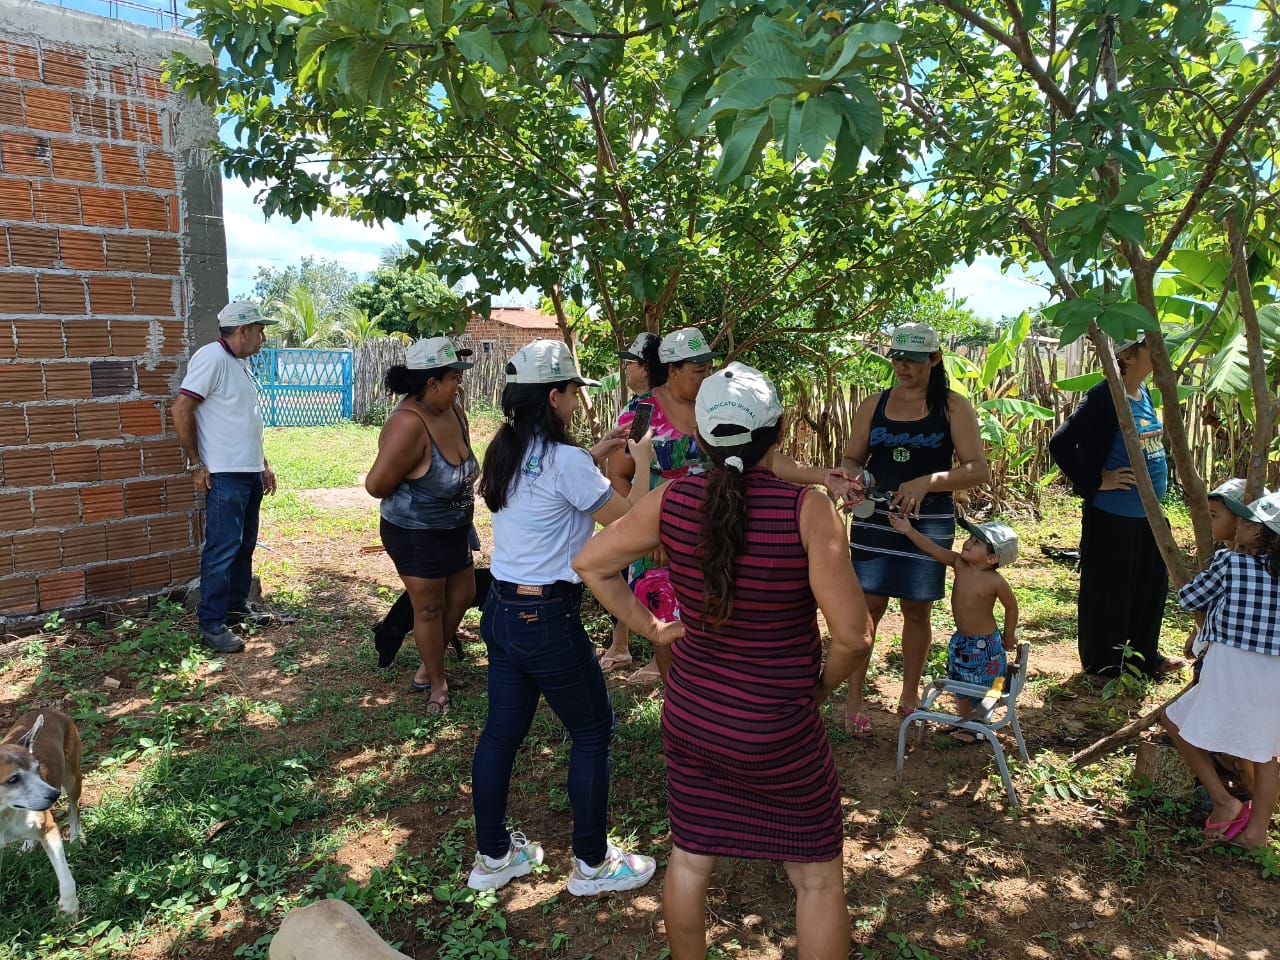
{"left": 628, "top": 401, "right": 654, "bottom": 442}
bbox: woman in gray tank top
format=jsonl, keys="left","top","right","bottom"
{"left": 366, "top": 337, "right": 479, "bottom": 715}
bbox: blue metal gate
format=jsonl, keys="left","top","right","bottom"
{"left": 251, "top": 348, "right": 353, "bottom": 427}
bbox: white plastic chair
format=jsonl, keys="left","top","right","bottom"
{"left": 896, "top": 641, "right": 1031, "bottom": 806}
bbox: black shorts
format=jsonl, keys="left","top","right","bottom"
{"left": 380, "top": 518, "right": 473, "bottom": 580}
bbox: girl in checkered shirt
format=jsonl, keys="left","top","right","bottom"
{"left": 1161, "top": 491, "right": 1280, "bottom": 849}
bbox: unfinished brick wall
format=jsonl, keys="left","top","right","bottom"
{"left": 0, "top": 20, "right": 223, "bottom": 625}
{"left": 460, "top": 308, "right": 561, "bottom": 360}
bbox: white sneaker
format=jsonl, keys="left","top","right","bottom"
{"left": 567, "top": 844, "right": 656, "bottom": 896}
{"left": 466, "top": 832, "right": 544, "bottom": 891}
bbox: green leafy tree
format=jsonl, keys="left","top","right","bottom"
{"left": 349, "top": 262, "right": 463, "bottom": 338}
{"left": 253, "top": 256, "right": 357, "bottom": 325}
{"left": 168, "top": 0, "right": 961, "bottom": 371}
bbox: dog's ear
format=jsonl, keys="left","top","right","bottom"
{"left": 16, "top": 714, "right": 44, "bottom": 753}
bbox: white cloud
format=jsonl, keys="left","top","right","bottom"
{"left": 943, "top": 256, "right": 1049, "bottom": 321}
{"left": 220, "top": 179, "right": 426, "bottom": 295}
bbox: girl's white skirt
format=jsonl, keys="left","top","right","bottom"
{"left": 1165, "top": 642, "right": 1280, "bottom": 763}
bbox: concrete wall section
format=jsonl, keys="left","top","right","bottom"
{"left": 0, "top": 0, "right": 227, "bottom": 624}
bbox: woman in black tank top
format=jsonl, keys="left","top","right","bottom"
{"left": 837, "top": 324, "right": 989, "bottom": 736}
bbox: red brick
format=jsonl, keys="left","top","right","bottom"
{"left": 119, "top": 399, "right": 162, "bottom": 436}
{"left": 0, "top": 80, "right": 22, "bottom": 125}
{"left": 125, "top": 191, "right": 169, "bottom": 231}
{"left": 87, "top": 276, "right": 134, "bottom": 315}
{"left": 36, "top": 274, "right": 86, "bottom": 314}
{"left": 85, "top": 562, "right": 130, "bottom": 600}
{"left": 0, "top": 407, "right": 28, "bottom": 443}
{"left": 136, "top": 361, "right": 177, "bottom": 396}
{"left": 105, "top": 235, "right": 149, "bottom": 272}
{"left": 0, "top": 322, "right": 13, "bottom": 358}
{"left": 142, "top": 438, "right": 183, "bottom": 475}
{"left": 51, "top": 445, "right": 98, "bottom": 484}
{"left": 0, "top": 177, "right": 33, "bottom": 219}
{"left": 155, "top": 320, "right": 184, "bottom": 353}
{"left": 0, "top": 274, "right": 40, "bottom": 312}
{"left": 139, "top": 70, "right": 169, "bottom": 101}
{"left": 60, "top": 524, "right": 107, "bottom": 564}
{"left": 100, "top": 145, "right": 147, "bottom": 187}
{"left": 98, "top": 442, "right": 142, "bottom": 481}
{"left": 24, "top": 404, "right": 76, "bottom": 443}
{"left": 13, "top": 319, "right": 66, "bottom": 359}
{"left": 108, "top": 65, "right": 138, "bottom": 96}
{"left": 0, "top": 240, "right": 7, "bottom": 268}
{"left": 133, "top": 278, "right": 176, "bottom": 317}
{"left": 40, "top": 48, "right": 89, "bottom": 89}
{"left": 0, "top": 133, "right": 52, "bottom": 177}
{"left": 0, "top": 363, "right": 44, "bottom": 402}
{"left": 12, "top": 531, "right": 61, "bottom": 573}
{"left": 71, "top": 94, "right": 116, "bottom": 139}
{"left": 22, "top": 88, "right": 72, "bottom": 134}
{"left": 148, "top": 513, "right": 191, "bottom": 548}
{"left": 0, "top": 43, "right": 41, "bottom": 82}
{"left": 8, "top": 225, "right": 60, "bottom": 268}
{"left": 79, "top": 187, "right": 126, "bottom": 228}
{"left": 51, "top": 141, "right": 97, "bottom": 183}
{"left": 58, "top": 230, "right": 106, "bottom": 270}
{"left": 130, "top": 555, "right": 170, "bottom": 591}
{"left": 121, "top": 103, "right": 163, "bottom": 145}
{"left": 106, "top": 518, "right": 149, "bottom": 560}
{"left": 74, "top": 402, "right": 120, "bottom": 440}
{"left": 39, "top": 569, "right": 85, "bottom": 610}
{"left": 165, "top": 476, "right": 198, "bottom": 508}
{"left": 0, "top": 493, "right": 33, "bottom": 532}
{"left": 144, "top": 151, "right": 176, "bottom": 190}
{"left": 110, "top": 320, "right": 151, "bottom": 355}
{"left": 0, "top": 575, "right": 39, "bottom": 615}
{"left": 148, "top": 236, "right": 180, "bottom": 275}
{"left": 0, "top": 537, "right": 12, "bottom": 577}
{"left": 80, "top": 483, "right": 124, "bottom": 522}
{"left": 43, "top": 362, "right": 91, "bottom": 401}
{"left": 64, "top": 319, "right": 112, "bottom": 357}
{"left": 1, "top": 448, "right": 53, "bottom": 486}
{"left": 167, "top": 195, "right": 181, "bottom": 232}
{"left": 169, "top": 547, "right": 200, "bottom": 583}
{"left": 32, "top": 486, "right": 79, "bottom": 526}
{"left": 31, "top": 182, "right": 81, "bottom": 226}
{"left": 124, "top": 478, "right": 165, "bottom": 515}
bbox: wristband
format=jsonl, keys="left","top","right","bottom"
{"left": 187, "top": 460, "right": 203, "bottom": 472}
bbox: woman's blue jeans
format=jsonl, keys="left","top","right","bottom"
{"left": 471, "top": 582, "right": 615, "bottom": 865}
{"left": 198, "top": 472, "right": 264, "bottom": 632}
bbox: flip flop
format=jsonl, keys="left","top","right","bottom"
{"left": 948, "top": 729, "right": 983, "bottom": 744}
{"left": 411, "top": 675, "right": 467, "bottom": 692}
{"left": 897, "top": 704, "right": 917, "bottom": 718}
{"left": 424, "top": 693, "right": 450, "bottom": 716}
{"left": 598, "top": 651, "right": 634, "bottom": 673}
{"left": 844, "top": 713, "right": 873, "bottom": 738}
{"left": 624, "top": 662, "right": 662, "bottom": 685}
{"left": 1205, "top": 801, "right": 1251, "bottom": 841}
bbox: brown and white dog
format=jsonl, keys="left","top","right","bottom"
{"left": 0, "top": 708, "right": 82, "bottom": 915}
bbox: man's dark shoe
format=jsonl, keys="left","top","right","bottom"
{"left": 202, "top": 627, "right": 246, "bottom": 653}
{"left": 228, "top": 604, "right": 297, "bottom": 628}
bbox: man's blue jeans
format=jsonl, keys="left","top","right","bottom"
{"left": 198, "top": 472, "right": 264, "bottom": 633}
{"left": 471, "top": 582, "right": 615, "bottom": 865}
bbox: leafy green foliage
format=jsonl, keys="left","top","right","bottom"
{"left": 349, "top": 262, "right": 463, "bottom": 337}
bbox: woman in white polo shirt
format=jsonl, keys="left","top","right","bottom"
{"left": 466, "top": 340, "right": 667, "bottom": 898}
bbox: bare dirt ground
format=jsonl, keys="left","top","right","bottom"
{"left": 4, "top": 488, "right": 1277, "bottom": 959}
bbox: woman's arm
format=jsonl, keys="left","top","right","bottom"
{"left": 800, "top": 492, "right": 872, "bottom": 699}
{"left": 364, "top": 412, "right": 426, "bottom": 498}
{"left": 574, "top": 487, "right": 683, "bottom": 647}
{"left": 838, "top": 395, "right": 878, "bottom": 479}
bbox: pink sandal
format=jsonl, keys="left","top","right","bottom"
{"left": 844, "top": 713, "right": 873, "bottom": 738}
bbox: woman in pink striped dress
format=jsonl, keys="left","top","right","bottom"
{"left": 576, "top": 362, "right": 871, "bottom": 960}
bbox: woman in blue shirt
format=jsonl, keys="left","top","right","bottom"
{"left": 1049, "top": 336, "right": 1186, "bottom": 680}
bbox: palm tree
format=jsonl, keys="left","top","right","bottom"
{"left": 267, "top": 286, "right": 343, "bottom": 348}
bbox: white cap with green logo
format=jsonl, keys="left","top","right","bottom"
{"left": 506, "top": 339, "right": 598, "bottom": 386}
{"left": 658, "top": 327, "right": 719, "bottom": 364}
{"left": 886, "top": 323, "right": 940, "bottom": 361}
{"left": 1244, "top": 491, "right": 1280, "bottom": 534}
{"left": 406, "top": 336, "right": 474, "bottom": 370}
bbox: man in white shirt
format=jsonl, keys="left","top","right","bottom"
{"left": 172, "top": 300, "right": 278, "bottom": 653}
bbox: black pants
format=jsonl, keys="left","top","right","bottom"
{"left": 1077, "top": 505, "right": 1169, "bottom": 677}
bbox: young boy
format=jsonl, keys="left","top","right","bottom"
{"left": 888, "top": 510, "right": 1019, "bottom": 740}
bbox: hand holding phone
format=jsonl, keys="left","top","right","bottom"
{"left": 628, "top": 401, "right": 654, "bottom": 442}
